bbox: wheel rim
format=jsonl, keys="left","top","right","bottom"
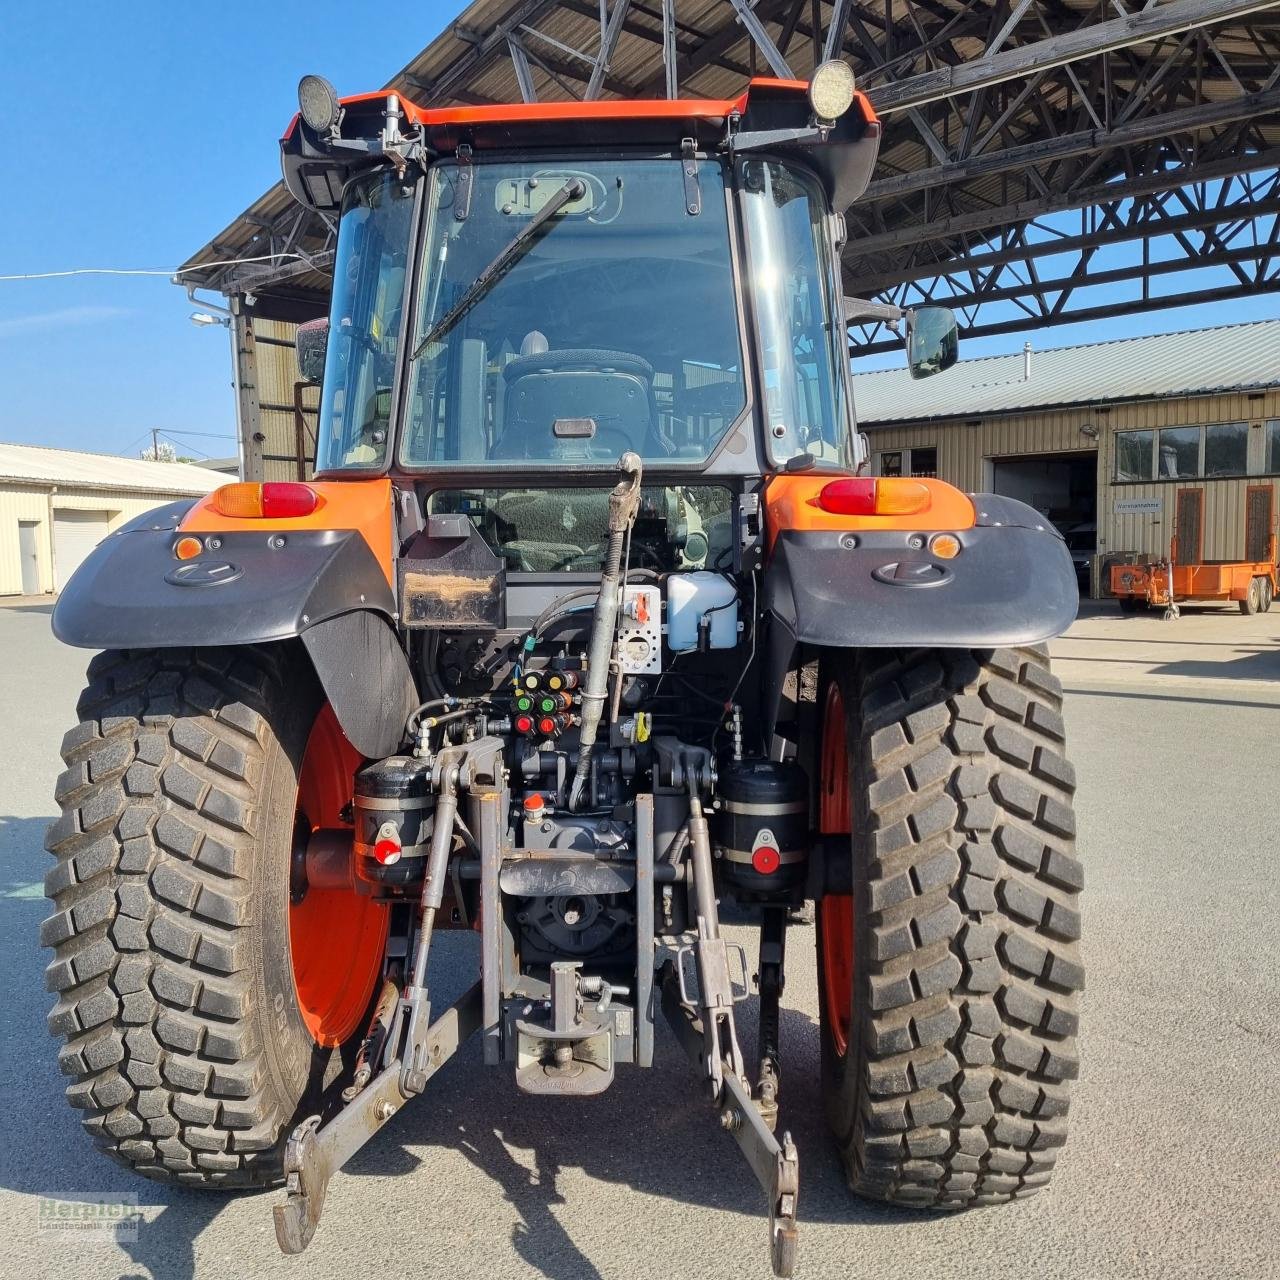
{"left": 289, "top": 703, "right": 388, "bottom": 1048}
{"left": 818, "top": 679, "right": 854, "bottom": 1060}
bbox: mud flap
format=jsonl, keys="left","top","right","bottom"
{"left": 300, "top": 610, "right": 418, "bottom": 758}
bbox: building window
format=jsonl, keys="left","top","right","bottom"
{"left": 1157, "top": 426, "right": 1200, "bottom": 479}
{"left": 1115, "top": 429, "right": 1154, "bottom": 481}
{"left": 910, "top": 446, "right": 938, "bottom": 477}
{"left": 1119, "top": 421, "right": 1260, "bottom": 482}
{"left": 876, "top": 446, "right": 936, "bottom": 477}
{"left": 1203, "top": 421, "right": 1248, "bottom": 477}
{"left": 1267, "top": 420, "right": 1280, "bottom": 474}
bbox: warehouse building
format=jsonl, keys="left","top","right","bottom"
{"left": 0, "top": 445, "right": 228, "bottom": 597}
{"left": 852, "top": 319, "right": 1280, "bottom": 596}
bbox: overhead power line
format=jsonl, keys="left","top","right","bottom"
{"left": 0, "top": 254, "right": 315, "bottom": 282}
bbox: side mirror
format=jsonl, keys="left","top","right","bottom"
{"left": 295, "top": 316, "right": 329, "bottom": 385}
{"left": 907, "top": 307, "right": 959, "bottom": 380}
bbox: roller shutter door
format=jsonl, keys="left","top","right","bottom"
{"left": 53, "top": 510, "right": 110, "bottom": 592}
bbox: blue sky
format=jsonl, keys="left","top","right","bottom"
{"left": 1, "top": 2, "right": 1276, "bottom": 458}
{"left": 0, "top": 3, "right": 456, "bottom": 460}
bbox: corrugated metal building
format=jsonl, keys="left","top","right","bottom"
{"left": 0, "top": 445, "right": 227, "bottom": 596}
{"left": 252, "top": 319, "right": 321, "bottom": 484}
{"left": 852, "top": 320, "right": 1280, "bottom": 595}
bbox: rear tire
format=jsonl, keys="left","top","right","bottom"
{"left": 1118, "top": 596, "right": 1144, "bottom": 615}
{"left": 1258, "top": 577, "right": 1273, "bottom": 614}
{"left": 42, "top": 647, "right": 385, "bottom": 1186}
{"left": 817, "top": 647, "right": 1082, "bottom": 1208}
{"left": 1240, "top": 578, "right": 1262, "bottom": 615}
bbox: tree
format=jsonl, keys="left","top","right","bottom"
{"left": 140, "top": 440, "right": 178, "bottom": 463}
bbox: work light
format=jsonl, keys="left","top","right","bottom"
{"left": 298, "top": 75, "right": 341, "bottom": 133}
{"left": 808, "top": 60, "right": 857, "bottom": 123}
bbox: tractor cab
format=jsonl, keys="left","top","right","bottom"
{"left": 285, "top": 70, "right": 956, "bottom": 496}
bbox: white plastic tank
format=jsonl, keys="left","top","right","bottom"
{"left": 665, "top": 572, "right": 739, "bottom": 652}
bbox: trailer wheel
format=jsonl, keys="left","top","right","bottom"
{"left": 1261, "top": 578, "right": 1274, "bottom": 614}
{"left": 1117, "top": 597, "right": 1144, "bottom": 615}
{"left": 42, "top": 647, "right": 388, "bottom": 1186}
{"left": 816, "top": 647, "right": 1082, "bottom": 1208}
{"left": 1239, "top": 578, "right": 1262, "bottom": 615}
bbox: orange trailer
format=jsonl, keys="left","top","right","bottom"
{"left": 1111, "top": 534, "right": 1278, "bottom": 620}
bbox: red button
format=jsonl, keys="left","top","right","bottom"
{"left": 515, "top": 714, "right": 533, "bottom": 734}
{"left": 524, "top": 794, "right": 545, "bottom": 816}
{"left": 538, "top": 716, "right": 557, "bottom": 736}
{"left": 751, "top": 845, "right": 780, "bottom": 875}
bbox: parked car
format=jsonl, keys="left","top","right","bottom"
{"left": 1061, "top": 520, "right": 1097, "bottom": 595}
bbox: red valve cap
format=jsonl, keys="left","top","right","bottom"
{"left": 373, "top": 837, "right": 402, "bottom": 866}
{"left": 751, "top": 845, "right": 781, "bottom": 875}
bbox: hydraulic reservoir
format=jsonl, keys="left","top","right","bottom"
{"left": 353, "top": 756, "right": 435, "bottom": 896}
{"left": 714, "top": 758, "right": 809, "bottom": 896}
{"left": 666, "top": 572, "right": 738, "bottom": 651}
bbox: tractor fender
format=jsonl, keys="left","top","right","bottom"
{"left": 760, "top": 493, "right": 1076, "bottom": 740}
{"left": 51, "top": 502, "right": 415, "bottom": 758}
{"left": 763, "top": 492, "right": 1077, "bottom": 651}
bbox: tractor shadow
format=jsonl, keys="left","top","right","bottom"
{"left": 6, "top": 810, "right": 936, "bottom": 1280}
{"left": 335, "top": 930, "right": 942, "bottom": 1280}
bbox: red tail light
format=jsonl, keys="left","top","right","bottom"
{"left": 211, "top": 482, "right": 318, "bottom": 519}
{"left": 263, "top": 483, "right": 319, "bottom": 517}
{"left": 816, "top": 477, "right": 931, "bottom": 516}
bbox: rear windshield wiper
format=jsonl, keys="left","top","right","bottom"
{"left": 411, "top": 178, "right": 585, "bottom": 359}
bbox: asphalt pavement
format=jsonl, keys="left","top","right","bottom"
{"left": 1, "top": 599, "right": 1277, "bottom": 1280}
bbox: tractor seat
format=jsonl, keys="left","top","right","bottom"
{"left": 493, "top": 348, "right": 658, "bottom": 460}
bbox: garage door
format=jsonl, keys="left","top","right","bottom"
{"left": 53, "top": 510, "right": 111, "bottom": 593}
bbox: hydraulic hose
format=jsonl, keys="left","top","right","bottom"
{"left": 569, "top": 452, "right": 643, "bottom": 809}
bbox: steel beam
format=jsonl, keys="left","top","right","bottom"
{"left": 662, "top": 0, "right": 678, "bottom": 95}
{"left": 586, "top": 0, "right": 635, "bottom": 97}
{"left": 846, "top": 153, "right": 1280, "bottom": 267}
{"left": 867, "top": 0, "right": 1280, "bottom": 113}
{"left": 852, "top": 278, "right": 1280, "bottom": 357}
{"left": 862, "top": 88, "right": 1280, "bottom": 203}
{"left": 725, "top": 0, "right": 795, "bottom": 79}
{"left": 230, "top": 299, "right": 265, "bottom": 484}
{"left": 508, "top": 34, "right": 539, "bottom": 102}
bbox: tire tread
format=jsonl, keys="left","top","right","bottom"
{"left": 44, "top": 647, "right": 301, "bottom": 1187}
{"left": 833, "top": 646, "right": 1082, "bottom": 1208}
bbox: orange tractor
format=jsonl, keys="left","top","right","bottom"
{"left": 44, "top": 66, "right": 1082, "bottom": 1274}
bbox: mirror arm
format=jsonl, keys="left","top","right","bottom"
{"left": 844, "top": 296, "right": 906, "bottom": 329}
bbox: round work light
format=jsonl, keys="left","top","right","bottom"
{"left": 298, "top": 75, "right": 341, "bottom": 133}
{"left": 808, "top": 60, "right": 857, "bottom": 123}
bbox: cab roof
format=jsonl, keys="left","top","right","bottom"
{"left": 282, "top": 77, "right": 877, "bottom": 144}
